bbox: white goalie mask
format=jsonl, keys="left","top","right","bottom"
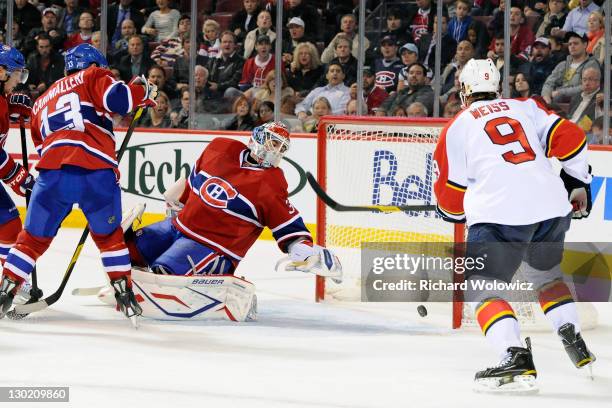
{"left": 248, "top": 122, "right": 291, "bottom": 168}
{"left": 459, "top": 58, "right": 500, "bottom": 107}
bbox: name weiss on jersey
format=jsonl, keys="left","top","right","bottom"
{"left": 468, "top": 101, "right": 510, "bottom": 119}
{"left": 32, "top": 71, "right": 86, "bottom": 115}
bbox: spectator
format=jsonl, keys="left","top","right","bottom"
{"left": 439, "top": 68, "right": 461, "bottom": 106}
{"left": 443, "top": 100, "right": 462, "bottom": 118}
{"left": 26, "top": 34, "right": 65, "bottom": 94}
{"left": 542, "top": 31, "right": 600, "bottom": 103}
{"left": 282, "top": 17, "right": 312, "bottom": 65}
{"left": 193, "top": 65, "right": 216, "bottom": 113}
{"left": 585, "top": 11, "right": 604, "bottom": 64}
{"left": 23, "top": 8, "right": 66, "bottom": 57}
{"left": 487, "top": 35, "right": 525, "bottom": 78}
{"left": 247, "top": 70, "right": 295, "bottom": 103}
{"left": 398, "top": 44, "right": 421, "bottom": 92}
{"left": 280, "top": 95, "right": 299, "bottom": 116}
{"left": 117, "top": 35, "right": 155, "bottom": 81}
{"left": 488, "top": 6, "right": 535, "bottom": 60}
{"left": 321, "top": 14, "right": 370, "bottom": 64}
{"left": 256, "top": 100, "right": 274, "bottom": 125}
{"left": 240, "top": 34, "right": 279, "bottom": 92}
{"left": 142, "top": 0, "right": 181, "bottom": 42}
{"left": 295, "top": 63, "right": 351, "bottom": 119}
{"left": 286, "top": 0, "right": 322, "bottom": 42}
{"left": 198, "top": 19, "right": 221, "bottom": 59}
{"left": 91, "top": 31, "right": 103, "bottom": 52}
{"left": 170, "top": 88, "right": 190, "bottom": 128}
{"left": 362, "top": 67, "right": 389, "bottom": 115}
{"left": 535, "top": 0, "right": 567, "bottom": 37}
{"left": 321, "top": 35, "right": 358, "bottom": 87}
{"left": 207, "top": 31, "right": 245, "bottom": 99}
{"left": 466, "top": 21, "right": 489, "bottom": 58}
{"left": 377, "top": 62, "right": 434, "bottom": 117}
{"left": 441, "top": 40, "right": 474, "bottom": 94}
{"left": 225, "top": 96, "right": 256, "bottom": 131}
{"left": 524, "top": 1, "right": 548, "bottom": 17}
{"left": 417, "top": 14, "right": 457, "bottom": 70}
{"left": 553, "top": 0, "right": 599, "bottom": 37}
{"left": 381, "top": 8, "right": 411, "bottom": 46}
{"left": 13, "top": 0, "right": 42, "bottom": 36}
{"left": 230, "top": 0, "right": 262, "bottom": 43}
{"left": 589, "top": 116, "right": 611, "bottom": 145}
{"left": 108, "top": 0, "right": 145, "bottom": 49}
{"left": 243, "top": 9, "right": 276, "bottom": 59}
{"left": 286, "top": 42, "right": 324, "bottom": 97}
{"left": 393, "top": 106, "right": 407, "bottom": 117}
{"left": 109, "top": 19, "right": 136, "bottom": 64}
{"left": 513, "top": 72, "right": 533, "bottom": 97}
{"left": 521, "top": 37, "right": 557, "bottom": 95}
{"left": 169, "top": 13, "right": 191, "bottom": 39}
{"left": 303, "top": 97, "right": 331, "bottom": 133}
{"left": 57, "top": 0, "right": 83, "bottom": 36}
{"left": 150, "top": 15, "right": 190, "bottom": 67}
{"left": 346, "top": 99, "right": 361, "bottom": 115}
{"left": 568, "top": 67, "right": 601, "bottom": 132}
{"left": 172, "top": 33, "right": 208, "bottom": 90}
{"left": 147, "top": 64, "right": 178, "bottom": 103}
{"left": 407, "top": 0, "right": 435, "bottom": 42}
{"left": 447, "top": 0, "right": 473, "bottom": 43}
{"left": 373, "top": 35, "right": 404, "bottom": 94}
{"left": 141, "top": 91, "right": 172, "bottom": 128}
{"left": 64, "top": 10, "right": 95, "bottom": 50}
{"left": 406, "top": 101, "right": 429, "bottom": 117}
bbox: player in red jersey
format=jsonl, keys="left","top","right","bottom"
{"left": 0, "top": 44, "right": 157, "bottom": 322}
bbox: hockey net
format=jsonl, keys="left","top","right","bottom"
{"left": 315, "top": 116, "right": 597, "bottom": 330}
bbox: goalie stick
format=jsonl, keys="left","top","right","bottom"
{"left": 306, "top": 172, "right": 436, "bottom": 213}
{"left": 11, "top": 107, "right": 146, "bottom": 317}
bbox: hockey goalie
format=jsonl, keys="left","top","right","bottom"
{"left": 97, "top": 122, "right": 341, "bottom": 321}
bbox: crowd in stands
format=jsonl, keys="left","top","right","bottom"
{"left": 0, "top": 0, "right": 610, "bottom": 143}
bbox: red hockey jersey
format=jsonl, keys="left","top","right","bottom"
{"left": 30, "top": 66, "right": 146, "bottom": 171}
{"left": 0, "top": 94, "right": 18, "bottom": 179}
{"left": 174, "top": 138, "right": 311, "bottom": 261}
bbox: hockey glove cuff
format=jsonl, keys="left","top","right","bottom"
{"left": 8, "top": 93, "right": 32, "bottom": 122}
{"left": 560, "top": 166, "right": 592, "bottom": 219}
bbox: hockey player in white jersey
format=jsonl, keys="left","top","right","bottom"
{"left": 433, "top": 59, "right": 595, "bottom": 393}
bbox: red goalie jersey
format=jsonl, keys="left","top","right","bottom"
{"left": 30, "top": 66, "right": 146, "bottom": 171}
{"left": 433, "top": 97, "right": 591, "bottom": 226}
{"left": 174, "top": 138, "right": 312, "bottom": 261}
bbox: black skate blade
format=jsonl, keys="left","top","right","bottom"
{"left": 474, "top": 375, "right": 539, "bottom": 395}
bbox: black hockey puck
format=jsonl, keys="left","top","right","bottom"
{"left": 417, "top": 305, "right": 428, "bottom": 317}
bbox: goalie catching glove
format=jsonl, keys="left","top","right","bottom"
{"left": 560, "top": 166, "right": 592, "bottom": 219}
{"left": 276, "top": 240, "right": 342, "bottom": 283}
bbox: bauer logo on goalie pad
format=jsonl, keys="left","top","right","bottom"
{"left": 200, "top": 176, "right": 238, "bottom": 209}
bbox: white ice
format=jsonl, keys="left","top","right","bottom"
{"left": 1, "top": 229, "right": 610, "bottom": 408}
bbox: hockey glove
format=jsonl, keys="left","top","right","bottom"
{"left": 2, "top": 163, "right": 35, "bottom": 197}
{"left": 129, "top": 75, "right": 158, "bottom": 108}
{"left": 8, "top": 93, "right": 32, "bottom": 122}
{"left": 560, "top": 166, "right": 592, "bottom": 219}
{"left": 279, "top": 240, "right": 343, "bottom": 284}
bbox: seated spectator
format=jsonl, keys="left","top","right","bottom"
{"left": 376, "top": 62, "right": 434, "bottom": 117}
{"left": 256, "top": 100, "right": 274, "bottom": 125}
{"left": 407, "top": 0, "right": 435, "bottom": 42}
{"left": 13, "top": 0, "right": 42, "bottom": 36}
{"left": 589, "top": 116, "right": 611, "bottom": 145}
{"left": 523, "top": 1, "right": 548, "bottom": 17}
{"left": 108, "top": 0, "right": 145, "bottom": 50}
{"left": 363, "top": 67, "right": 389, "bottom": 115}
{"left": 303, "top": 97, "right": 331, "bottom": 133}
{"left": 568, "top": 66, "right": 601, "bottom": 132}
{"left": 447, "top": 0, "right": 473, "bottom": 43}
{"left": 224, "top": 96, "right": 256, "bottom": 131}
{"left": 193, "top": 65, "right": 217, "bottom": 113}
{"left": 1, "top": 21, "right": 25, "bottom": 53}
{"left": 172, "top": 33, "right": 208, "bottom": 91}
{"left": 346, "top": 99, "right": 360, "bottom": 115}
{"left": 417, "top": 14, "right": 457, "bottom": 70}
{"left": 239, "top": 35, "right": 278, "bottom": 92}
{"left": 286, "top": 42, "right": 324, "bottom": 97}
{"left": 321, "top": 36, "right": 358, "bottom": 87}
{"left": 466, "top": 21, "right": 489, "bottom": 58}
{"left": 535, "top": 0, "right": 567, "bottom": 37}
{"left": 487, "top": 35, "right": 525, "bottom": 78}
{"left": 280, "top": 95, "right": 299, "bottom": 116}
{"left": 147, "top": 64, "right": 178, "bottom": 103}
{"left": 285, "top": 0, "right": 322, "bottom": 42}
{"left": 295, "top": 63, "right": 351, "bottom": 120}
{"left": 117, "top": 35, "right": 155, "bottom": 81}
{"left": 406, "top": 101, "right": 429, "bottom": 117}
{"left": 548, "top": 35, "right": 566, "bottom": 65}
{"left": 441, "top": 40, "right": 474, "bottom": 94}
{"left": 512, "top": 72, "right": 533, "bottom": 97}
{"left": 141, "top": 91, "right": 172, "bottom": 128}
{"left": 170, "top": 88, "right": 190, "bottom": 128}
{"left": 142, "top": 0, "right": 181, "bottom": 42}
{"left": 381, "top": 8, "right": 411, "bottom": 47}
{"left": 542, "top": 31, "right": 600, "bottom": 103}
{"left": 552, "top": 0, "right": 599, "bottom": 38}
{"left": 282, "top": 17, "right": 312, "bottom": 65}
{"left": 26, "top": 34, "right": 65, "bottom": 94}
{"left": 150, "top": 15, "right": 190, "bottom": 66}
{"left": 244, "top": 9, "right": 276, "bottom": 59}
{"left": 207, "top": 31, "right": 245, "bottom": 99}
{"left": 230, "top": 0, "right": 262, "bottom": 43}
{"left": 520, "top": 37, "right": 556, "bottom": 95}
{"left": 399, "top": 44, "right": 419, "bottom": 84}
{"left": 57, "top": 0, "right": 83, "bottom": 36}
{"left": 393, "top": 106, "right": 407, "bottom": 117}
{"left": 373, "top": 35, "right": 404, "bottom": 94}
{"left": 248, "top": 69, "right": 295, "bottom": 103}
{"left": 109, "top": 19, "right": 136, "bottom": 63}
{"left": 198, "top": 19, "right": 221, "bottom": 59}
{"left": 439, "top": 68, "right": 461, "bottom": 106}
{"left": 64, "top": 10, "right": 95, "bottom": 50}
{"left": 169, "top": 13, "right": 191, "bottom": 39}
{"left": 443, "top": 101, "right": 462, "bottom": 118}
{"left": 488, "top": 6, "right": 534, "bottom": 60}
{"left": 586, "top": 11, "right": 604, "bottom": 64}
{"left": 23, "top": 7, "right": 65, "bottom": 57}
{"left": 321, "top": 14, "right": 370, "bottom": 64}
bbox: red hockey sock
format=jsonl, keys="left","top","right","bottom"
{"left": 90, "top": 228, "right": 132, "bottom": 284}
{"left": 0, "top": 217, "right": 22, "bottom": 265}
{"left": 2, "top": 230, "right": 52, "bottom": 283}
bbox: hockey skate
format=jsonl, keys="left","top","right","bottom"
{"left": 558, "top": 323, "right": 596, "bottom": 377}
{"left": 474, "top": 338, "right": 538, "bottom": 394}
{"left": 111, "top": 276, "right": 143, "bottom": 328}
{"left": 0, "top": 274, "right": 19, "bottom": 319}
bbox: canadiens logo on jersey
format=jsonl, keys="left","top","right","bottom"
{"left": 376, "top": 71, "right": 397, "bottom": 89}
{"left": 200, "top": 177, "right": 238, "bottom": 209}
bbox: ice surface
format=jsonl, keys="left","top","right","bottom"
{"left": 1, "top": 229, "right": 610, "bottom": 408}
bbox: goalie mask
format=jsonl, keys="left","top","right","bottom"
{"left": 459, "top": 58, "right": 500, "bottom": 107}
{"left": 248, "top": 122, "right": 290, "bottom": 168}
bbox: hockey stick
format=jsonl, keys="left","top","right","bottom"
{"left": 306, "top": 172, "right": 436, "bottom": 213}
{"left": 13, "top": 107, "right": 146, "bottom": 315}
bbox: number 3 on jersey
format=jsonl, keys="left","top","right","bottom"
{"left": 40, "top": 92, "right": 85, "bottom": 139}
{"left": 484, "top": 116, "right": 535, "bottom": 164}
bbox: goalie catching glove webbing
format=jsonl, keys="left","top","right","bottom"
{"left": 275, "top": 240, "right": 343, "bottom": 284}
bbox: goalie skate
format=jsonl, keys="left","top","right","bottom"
{"left": 474, "top": 338, "right": 538, "bottom": 394}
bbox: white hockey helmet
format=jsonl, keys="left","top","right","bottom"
{"left": 248, "top": 121, "right": 291, "bottom": 168}
{"left": 459, "top": 58, "right": 500, "bottom": 107}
